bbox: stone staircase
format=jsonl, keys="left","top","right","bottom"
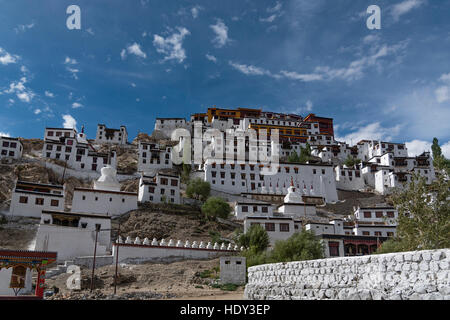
{"left": 45, "top": 260, "right": 75, "bottom": 278}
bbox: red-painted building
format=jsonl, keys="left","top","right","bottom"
{"left": 303, "top": 113, "right": 334, "bottom": 137}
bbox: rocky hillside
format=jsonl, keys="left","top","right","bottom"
{"left": 111, "top": 203, "right": 240, "bottom": 244}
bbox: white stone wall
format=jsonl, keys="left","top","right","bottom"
{"left": 113, "top": 237, "right": 241, "bottom": 264}
{"left": 245, "top": 249, "right": 450, "bottom": 300}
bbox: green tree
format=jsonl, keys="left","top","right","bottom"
{"left": 269, "top": 230, "right": 324, "bottom": 262}
{"left": 186, "top": 178, "right": 211, "bottom": 202}
{"left": 432, "top": 137, "right": 450, "bottom": 174}
{"left": 181, "top": 163, "right": 192, "bottom": 183}
{"left": 236, "top": 224, "right": 270, "bottom": 253}
{"left": 377, "top": 172, "right": 450, "bottom": 253}
{"left": 344, "top": 155, "right": 361, "bottom": 167}
{"left": 288, "top": 143, "right": 313, "bottom": 164}
{"left": 201, "top": 197, "right": 232, "bottom": 220}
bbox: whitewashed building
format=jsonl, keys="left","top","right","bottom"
{"left": 71, "top": 165, "right": 137, "bottom": 217}
{"left": 0, "top": 136, "right": 23, "bottom": 161}
{"left": 9, "top": 181, "right": 65, "bottom": 218}
{"left": 234, "top": 201, "right": 273, "bottom": 220}
{"left": 137, "top": 141, "right": 173, "bottom": 173}
{"left": 334, "top": 165, "right": 365, "bottom": 191}
{"left": 43, "top": 127, "right": 117, "bottom": 173}
{"left": 35, "top": 210, "right": 111, "bottom": 261}
{"left": 154, "top": 118, "right": 190, "bottom": 138}
{"left": 95, "top": 124, "right": 128, "bottom": 145}
{"left": 345, "top": 206, "right": 398, "bottom": 237}
{"left": 203, "top": 158, "right": 338, "bottom": 203}
{"left": 244, "top": 215, "right": 301, "bottom": 245}
{"left": 138, "top": 172, "right": 181, "bottom": 204}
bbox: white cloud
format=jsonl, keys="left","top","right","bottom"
{"left": 0, "top": 132, "right": 10, "bottom": 137}
{"left": 45, "top": 90, "right": 55, "bottom": 98}
{"left": 391, "top": 0, "right": 425, "bottom": 21}
{"left": 17, "top": 92, "right": 34, "bottom": 103}
{"left": 406, "top": 139, "right": 450, "bottom": 158}
{"left": 435, "top": 73, "right": 450, "bottom": 103}
{"left": 131, "top": 82, "right": 136, "bottom": 87}
{"left": 3, "top": 77, "right": 35, "bottom": 103}
{"left": 62, "top": 114, "right": 77, "bottom": 129}
{"left": 0, "top": 47, "right": 20, "bottom": 65}
{"left": 121, "top": 43, "right": 147, "bottom": 60}
{"left": 205, "top": 54, "right": 217, "bottom": 63}
{"left": 86, "top": 28, "right": 95, "bottom": 36}
{"left": 153, "top": 28, "right": 190, "bottom": 63}
{"left": 285, "top": 100, "right": 313, "bottom": 115}
{"left": 66, "top": 67, "right": 80, "bottom": 79}
{"left": 335, "top": 122, "right": 402, "bottom": 145}
{"left": 64, "top": 57, "right": 80, "bottom": 79}
{"left": 435, "top": 86, "right": 450, "bottom": 103}
{"left": 72, "top": 102, "right": 83, "bottom": 109}
{"left": 210, "top": 19, "right": 230, "bottom": 48}
{"left": 20, "top": 65, "right": 28, "bottom": 73}
{"left": 442, "top": 141, "right": 450, "bottom": 158}
{"left": 34, "top": 109, "right": 42, "bottom": 115}
{"left": 405, "top": 140, "right": 432, "bottom": 157}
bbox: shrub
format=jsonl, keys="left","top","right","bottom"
{"left": 186, "top": 178, "right": 211, "bottom": 202}
{"left": 236, "top": 224, "right": 269, "bottom": 253}
{"left": 201, "top": 197, "right": 232, "bottom": 220}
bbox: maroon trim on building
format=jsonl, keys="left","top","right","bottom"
{"left": 0, "top": 249, "right": 57, "bottom": 260}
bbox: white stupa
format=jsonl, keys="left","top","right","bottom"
{"left": 277, "top": 177, "right": 317, "bottom": 218}
{"left": 94, "top": 165, "right": 121, "bottom": 192}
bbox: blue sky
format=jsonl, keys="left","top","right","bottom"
{"left": 1, "top": 0, "right": 450, "bottom": 156}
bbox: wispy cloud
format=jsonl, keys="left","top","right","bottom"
{"left": 260, "top": 1, "right": 283, "bottom": 23}
{"left": 335, "top": 122, "right": 402, "bottom": 145}
{"left": 205, "top": 54, "right": 217, "bottom": 63}
{"left": 153, "top": 27, "right": 190, "bottom": 63}
{"left": 0, "top": 132, "right": 11, "bottom": 137}
{"left": 191, "top": 5, "right": 203, "bottom": 19}
{"left": 391, "top": 0, "right": 426, "bottom": 22}
{"left": 14, "top": 22, "right": 35, "bottom": 33}
{"left": 210, "top": 19, "right": 230, "bottom": 48}
{"left": 45, "top": 90, "right": 55, "bottom": 98}
{"left": 64, "top": 57, "right": 80, "bottom": 79}
{"left": 72, "top": 102, "right": 83, "bottom": 109}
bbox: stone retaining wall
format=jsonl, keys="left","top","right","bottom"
{"left": 244, "top": 249, "right": 449, "bottom": 300}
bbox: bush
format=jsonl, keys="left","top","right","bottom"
{"left": 186, "top": 178, "right": 211, "bottom": 202}
{"left": 236, "top": 224, "right": 269, "bottom": 253}
{"left": 269, "top": 231, "right": 324, "bottom": 262}
{"left": 201, "top": 197, "right": 232, "bottom": 220}
{"left": 241, "top": 229, "right": 324, "bottom": 268}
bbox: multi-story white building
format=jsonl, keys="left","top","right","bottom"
{"left": 43, "top": 127, "right": 116, "bottom": 173}
{"left": 334, "top": 165, "right": 365, "bottom": 191}
{"left": 71, "top": 165, "right": 137, "bottom": 217}
{"left": 234, "top": 201, "right": 274, "bottom": 220}
{"left": 345, "top": 206, "right": 398, "bottom": 238}
{"left": 95, "top": 124, "right": 128, "bottom": 145}
{"left": 137, "top": 141, "right": 173, "bottom": 173}
{"left": 0, "top": 136, "right": 23, "bottom": 161}
{"left": 9, "top": 181, "right": 65, "bottom": 218}
{"left": 35, "top": 210, "right": 111, "bottom": 261}
{"left": 138, "top": 172, "right": 181, "bottom": 204}
{"left": 154, "top": 118, "right": 190, "bottom": 138}
{"left": 203, "top": 158, "right": 339, "bottom": 203}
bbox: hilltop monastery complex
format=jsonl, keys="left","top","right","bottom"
{"left": 0, "top": 106, "right": 439, "bottom": 296}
